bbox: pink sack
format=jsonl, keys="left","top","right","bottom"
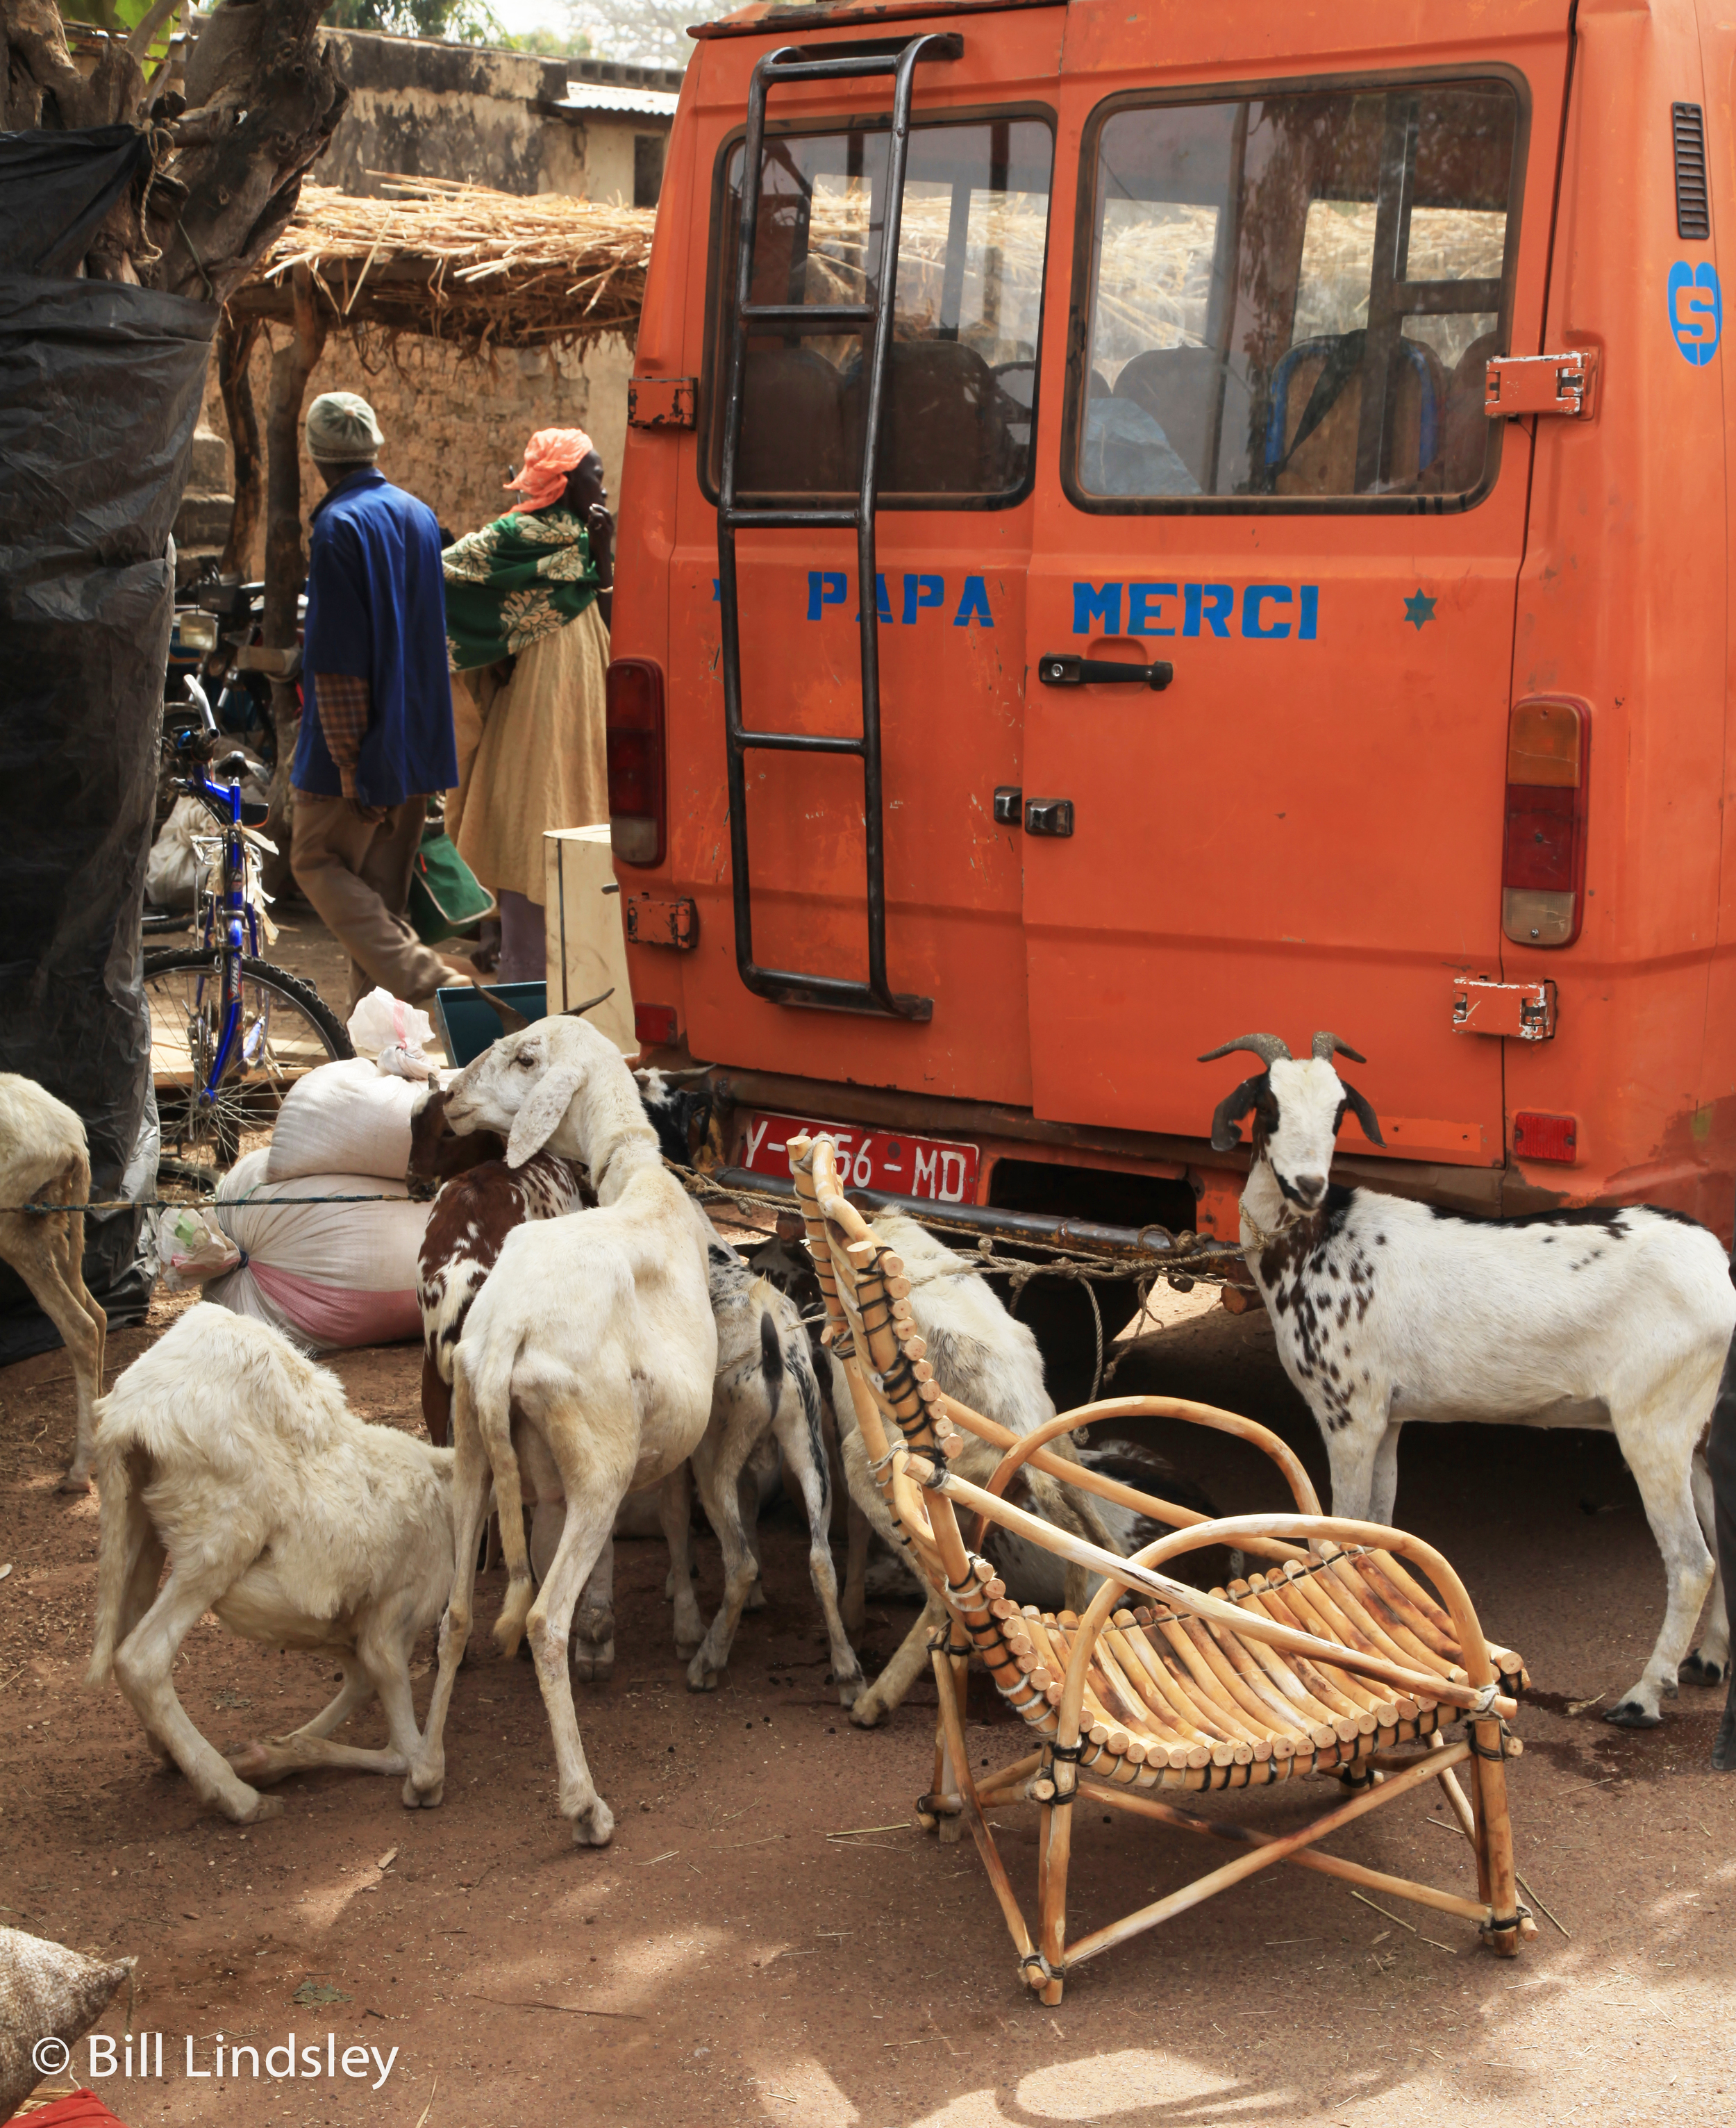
{"left": 203, "top": 1151, "right": 429, "bottom": 1351}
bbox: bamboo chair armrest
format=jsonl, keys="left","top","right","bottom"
{"left": 942, "top": 1396, "right": 1314, "bottom": 1565}
{"left": 972, "top": 1395, "right": 1321, "bottom": 1518}
{"left": 912, "top": 1461, "right": 1514, "bottom": 1724}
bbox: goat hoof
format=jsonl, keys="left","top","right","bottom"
{"left": 1682, "top": 1653, "right": 1727, "bottom": 1688}
{"left": 403, "top": 1770, "right": 444, "bottom": 1809}
{"left": 744, "top": 1581, "right": 767, "bottom": 1613}
{"left": 234, "top": 1791, "right": 283, "bottom": 1824}
{"left": 1603, "top": 1699, "right": 1662, "bottom": 1729}
{"left": 847, "top": 1697, "right": 887, "bottom": 1730}
{"left": 570, "top": 1799, "right": 615, "bottom": 1847}
{"left": 226, "top": 1742, "right": 272, "bottom": 1779}
{"left": 834, "top": 1670, "right": 865, "bottom": 1709}
{"left": 1713, "top": 1702, "right": 1736, "bottom": 1771}
{"left": 685, "top": 1656, "right": 720, "bottom": 1693}
{"left": 571, "top": 1652, "right": 615, "bottom": 1684}
{"left": 56, "top": 1470, "right": 93, "bottom": 1495}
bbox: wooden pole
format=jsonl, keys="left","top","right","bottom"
{"left": 217, "top": 310, "right": 263, "bottom": 579}
{"left": 260, "top": 263, "right": 326, "bottom": 891}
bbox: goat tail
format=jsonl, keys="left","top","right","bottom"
{"left": 86, "top": 1430, "right": 141, "bottom": 1688}
{"left": 462, "top": 1336, "right": 535, "bottom": 1657}
{"left": 753, "top": 1283, "right": 787, "bottom": 1418}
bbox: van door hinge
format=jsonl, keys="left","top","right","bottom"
{"left": 1451, "top": 978, "right": 1557, "bottom": 1040}
{"left": 623, "top": 893, "right": 698, "bottom": 949}
{"left": 628, "top": 376, "right": 697, "bottom": 430}
{"left": 1484, "top": 351, "right": 1599, "bottom": 420}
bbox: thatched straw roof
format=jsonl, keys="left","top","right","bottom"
{"left": 233, "top": 177, "right": 656, "bottom": 349}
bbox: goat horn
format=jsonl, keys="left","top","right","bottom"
{"left": 1312, "top": 1031, "right": 1367, "bottom": 1065}
{"left": 469, "top": 979, "right": 531, "bottom": 1034}
{"left": 1197, "top": 1032, "right": 1292, "bottom": 1067}
{"left": 564, "top": 987, "right": 615, "bottom": 1018}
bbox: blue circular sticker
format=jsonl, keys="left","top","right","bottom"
{"left": 1669, "top": 259, "right": 1722, "bottom": 365}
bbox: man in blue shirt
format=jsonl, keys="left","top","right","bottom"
{"left": 290, "top": 392, "right": 465, "bottom": 1007}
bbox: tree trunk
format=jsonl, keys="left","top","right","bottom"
{"left": 217, "top": 311, "right": 264, "bottom": 579}
{"left": 260, "top": 263, "right": 324, "bottom": 895}
{"left": 1, "top": 0, "right": 347, "bottom": 299}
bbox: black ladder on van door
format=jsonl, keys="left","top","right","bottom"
{"left": 715, "top": 32, "right": 961, "bottom": 1023}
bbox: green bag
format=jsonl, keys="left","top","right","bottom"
{"left": 408, "top": 822, "right": 495, "bottom": 944}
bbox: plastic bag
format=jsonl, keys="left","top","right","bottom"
{"left": 263, "top": 1058, "right": 424, "bottom": 1184}
{"left": 205, "top": 1151, "right": 428, "bottom": 1351}
{"left": 347, "top": 986, "right": 436, "bottom": 1072}
{"left": 155, "top": 1204, "right": 242, "bottom": 1290}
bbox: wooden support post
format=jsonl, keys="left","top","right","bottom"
{"left": 217, "top": 310, "right": 262, "bottom": 579}
{"left": 260, "top": 263, "right": 326, "bottom": 890}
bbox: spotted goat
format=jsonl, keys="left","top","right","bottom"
{"left": 1203, "top": 1028, "right": 1736, "bottom": 1729}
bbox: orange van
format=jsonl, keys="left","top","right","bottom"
{"left": 609, "top": 0, "right": 1736, "bottom": 1351}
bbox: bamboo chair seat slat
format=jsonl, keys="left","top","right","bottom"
{"left": 787, "top": 1130, "right": 1530, "bottom": 2002}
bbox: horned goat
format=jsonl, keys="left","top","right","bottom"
{"left": 0, "top": 1074, "right": 107, "bottom": 1492}
{"left": 86, "top": 1304, "right": 455, "bottom": 1822}
{"left": 408, "top": 1013, "right": 717, "bottom": 1845}
{"left": 1202, "top": 1027, "right": 1736, "bottom": 1728}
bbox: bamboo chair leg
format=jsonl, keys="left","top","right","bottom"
{"left": 1037, "top": 1778, "right": 1072, "bottom": 2005}
{"left": 1469, "top": 1717, "right": 1521, "bottom": 1955}
{"left": 926, "top": 1648, "right": 1041, "bottom": 1981}
{"left": 936, "top": 1651, "right": 969, "bottom": 1844}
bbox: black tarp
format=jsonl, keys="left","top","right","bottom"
{"left": 0, "top": 130, "right": 216, "bottom": 1361}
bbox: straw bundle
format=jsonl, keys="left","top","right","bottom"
{"left": 252, "top": 177, "right": 656, "bottom": 350}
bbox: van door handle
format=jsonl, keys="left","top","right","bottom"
{"left": 1038, "top": 654, "right": 1173, "bottom": 691}
{"left": 1024, "top": 797, "right": 1074, "bottom": 837}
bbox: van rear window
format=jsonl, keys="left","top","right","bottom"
{"left": 1073, "top": 81, "right": 1521, "bottom": 510}
{"left": 710, "top": 117, "right": 1053, "bottom": 506}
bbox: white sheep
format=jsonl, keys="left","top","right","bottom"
{"left": 406, "top": 1014, "right": 718, "bottom": 1845}
{"left": 827, "top": 1209, "right": 1152, "bottom": 1729}
{"left": 85, "top": 1304, "right": 455, "bottom": 1823}
{"left": 0, "top": 1073, "right": 107, "bottom": 1492}
{"left": 668, "top": 1240, "right": 864, "bottom": 1704}
{"left": 1203, "top": 1028, "right": 1736, "bottom": 1728}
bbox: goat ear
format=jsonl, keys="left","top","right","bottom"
{"left": 1209, "top": 1074, "right": 1262, "bottom": 1152}
{"left": 506, "top": 1063, "right": 584, "bottom": 1167}
{"left": 1341, "top": 1081, "right": 1385, "bottom": 1147}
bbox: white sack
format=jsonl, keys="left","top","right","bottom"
{"left": 144, "top": 794, "right": 206, "bottom": 908}
{"left": 204, "top": 1149, "right": 429, "bottom": 1350}
{"left": 264, "top": 1057, "right": 424, "bottom": 1183}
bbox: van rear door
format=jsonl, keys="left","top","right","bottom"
{"left": 1020, "top": 10, "right": 1572, "bottom": 1165}
{"left": 667, "top": 21, "right": 1066, "bottom": 1107}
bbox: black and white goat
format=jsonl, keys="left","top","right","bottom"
{"left": 1203, "top": 1028, "right": 1736, "bottom": 1728}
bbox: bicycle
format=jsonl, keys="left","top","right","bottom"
{"left": 144, "top": 678, "right": 352, "bottom": 1195}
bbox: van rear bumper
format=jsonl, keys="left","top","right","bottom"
{"left": 700, "top": 1063, "right": 1511, "bottom": 1234}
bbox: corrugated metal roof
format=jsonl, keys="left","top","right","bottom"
{"left": 553, "top": 81, "right": 681, "bottom": 117}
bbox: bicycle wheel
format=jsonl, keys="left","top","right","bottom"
{"left": 144, "top": 950, "right": 353, "bottom": 1195}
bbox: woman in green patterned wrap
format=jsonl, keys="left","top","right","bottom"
{"left": 442, "top": 428, "right": 612, "bottom": 983}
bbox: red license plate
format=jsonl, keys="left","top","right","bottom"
{"left": 740, "top": 1111, "right": 980, "bottom": 1203}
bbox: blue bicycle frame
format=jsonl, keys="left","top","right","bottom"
{"left": 174, "top": 679, "right": 266, "bottom": 1111}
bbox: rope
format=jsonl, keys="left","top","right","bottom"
{"left": 671, "top": 1162, "right": 1251, "bottom": 1299}
{"left": 4, "top": 1194, "right": 409, "bottom": 1215}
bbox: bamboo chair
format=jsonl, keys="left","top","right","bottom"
{"left": 790, "top": 1133, "right": 1532, "bottom": 2004}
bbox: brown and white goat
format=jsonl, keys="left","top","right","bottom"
{"left": 406, "top": 1085, "right": 591, "bottom": 1447}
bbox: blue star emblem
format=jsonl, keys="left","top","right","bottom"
{"left": 1403, "top": 588, "right": 1437, "bottom": 630}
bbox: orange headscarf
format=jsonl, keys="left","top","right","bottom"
{"left": 504, "top": 427, "right": 594, "bottom": 514}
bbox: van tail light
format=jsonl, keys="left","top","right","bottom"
{"left": 635, "top": 1002, "right": 680, "bottom": 1047}
{"left": 1502, "top": 695, "right": 1590, "bottom": 947}
{"left": 1513, "top": 1111, "right": 1577, "bottom": 1163}
{"left": 606, "top": 658, "right": 667, "bottom": 867}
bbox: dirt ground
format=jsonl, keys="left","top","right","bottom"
{"left": 6, "top": 1263, "right": 1736, "bottom": 2128}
